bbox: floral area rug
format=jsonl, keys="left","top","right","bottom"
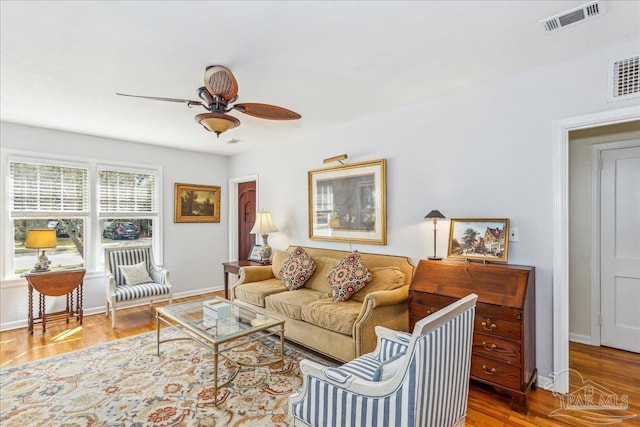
{"left": 0, "top": 329, "right": 334, "bottom": 426}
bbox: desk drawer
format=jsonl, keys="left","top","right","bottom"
{"left": 471, "top": 355, "right": 522, "bottom": 390}
{"left": 472, "top": 332, "right": 521, "bottom": 365}
{"left": 474, "top": 317, "right": 520, "bottom": 340}
{"left": 409, "top": 292, "right": 455, "bottom": 309}
{"left": 476, "top": 302, "right": 521, "bottom": 323}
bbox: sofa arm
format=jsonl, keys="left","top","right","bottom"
{"left": 237, "top": 265, "right": 275, "bottom": 285}
{"left": 363, "top": 285, "right": 409, "bottom": 308}
{"left": 352, "top": 286, "right": 410, "bottom": 357}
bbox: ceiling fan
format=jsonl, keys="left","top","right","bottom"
{"left": 116, "top": 65, "right": 301, "bottom": 137}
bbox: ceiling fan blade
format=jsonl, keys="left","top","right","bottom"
{"left": 204, "top": 65, "right": 239, "bottom": 101}
{"left": 233, "top": 103, "right": 301, "bottom": 120}
{"left": 116, "top": 93, "right": 205, "bottom": 108}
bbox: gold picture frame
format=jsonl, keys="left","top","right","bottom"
{"left": 308, "top": 159, "right": 386, "bottom": 245}
{"left": 447, "top": 218, "right": 509, "bottom": 263}
{"left": 174, "top": 183, "right": 221, "bottom": 223}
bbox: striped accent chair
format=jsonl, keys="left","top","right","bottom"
{"left": 105, "top": 245, "right": 173, "bottom": 328}
{"left": 289, "top": 293, "right": 478, "bottom": 427}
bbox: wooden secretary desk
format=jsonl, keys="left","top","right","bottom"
{"left": 409, "top": 259, "right": 536, "bottom": 414}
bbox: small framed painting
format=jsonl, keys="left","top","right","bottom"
{"left": 174, "top": 183, "right": 221, "bottom": 223}
{"left": 447, "top": 218, "right": 510, "bottom": 263}
{"left": 248, "top": 245, "right": 263, "bottom": 262}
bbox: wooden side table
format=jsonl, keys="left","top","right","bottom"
{"left": 222, "top": 260, "right": 265, "bottom": 299}
{"left": 26, "top": 269, "right": 86, "bottom": 334}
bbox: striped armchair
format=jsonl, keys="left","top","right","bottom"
{"left": 289, "top": 293, "right": 478, "bottom": 427}
{"left": 105, "top": 245, "right": 173, "bottom": 328}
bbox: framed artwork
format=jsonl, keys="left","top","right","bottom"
{"left": 248, "top": 245, "right": 262, "bottom": 262}
{"left": 308, "top": 159, "right": 386, "bottom": 245}
{"left": 447, "top": 218, "right": 509, "bottom": 263}
{"left": 174, "top": 183, "right": 221, "bottom": 223}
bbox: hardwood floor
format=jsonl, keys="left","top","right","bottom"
{"left": 1, "top": 293, "right": 638, "bottom": 426}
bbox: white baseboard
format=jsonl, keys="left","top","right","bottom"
{"left": 0, "top": 319, "right": 28, "bottom": 331}
{"left": 537, "top": 374, "right": 555, "bottom": 391}
{"left": 172, "top": 286, "right": 223, "bottom": 300}
{"left": 569, "top": 333, "right": 592, "bottom": 345}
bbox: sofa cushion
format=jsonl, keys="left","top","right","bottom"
{"left": 327, "top": 252, "right": 373, "bottom": 301}
{"left": 301, "top": 299, "right": 362, "bottom": 336}
{"left": 303, "top": 256, "right": 340, "bottom": 295}
{"left": 350, "top": 266, "right": 406, "bottom": 302}
{"left": 233, "top": 279, "right": 287, "bottom": 307}
{"left": 279, "top": 247, "right": 316, "bottom": 290}
{"left": 265, "top": 288, "right": 328, "bottom": 320}
{"left": 115, "top": 282, "right": 170, "bottom": 302}
{"left": 271, "top": 249, "right": 290, "bottom": 280}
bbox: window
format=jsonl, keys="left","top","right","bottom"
{"left": 98, "top": 168, "right": 158, "bottom": 263}
{"left": 9, "top": 161, "right": 88, "bottom": 275}
{"left": 4, "top": 153, "right": 161, "bottom": 279}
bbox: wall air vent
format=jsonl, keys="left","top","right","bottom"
{"left": 609, "top": 56, "right": 640, "bottom": 102}
{"left": 540, "top": 1, "right": 606, "bottom": 33}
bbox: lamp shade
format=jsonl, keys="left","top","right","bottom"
{"left": 194, "top": 112, "right": 240, "bottom": 136}
{"left": 424, "top": 210, "right": 446, "bottom": 219}
{"left": 250, "top": 211, "right": 279, "bottom": 234}
{"left": 25, "top": 229, "right": 57, "bottom": 249}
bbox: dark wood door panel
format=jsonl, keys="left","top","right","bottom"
{"left": 238, "top": 181, "right": 256, "bottom": 260}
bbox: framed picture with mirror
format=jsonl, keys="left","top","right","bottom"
{"left": 308, "top": 159, "right": 386, "bottom": 245}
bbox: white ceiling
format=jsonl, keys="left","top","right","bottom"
{"left": 2, "top": 1, "right": 639, "bottom": 156}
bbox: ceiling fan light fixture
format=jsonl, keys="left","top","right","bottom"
{"left": 194, "top": 112, "right": 240, "bottom": 137}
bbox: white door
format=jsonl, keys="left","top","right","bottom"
{"left": 600, "top": 144, "right": 640, "bottom": 353}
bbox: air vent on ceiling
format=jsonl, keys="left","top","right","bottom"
{"left": 540, "top": 1, "right": 606, "bottom": 33}
{"left": 609, "top": 56, "right": 640, "bottom": 102}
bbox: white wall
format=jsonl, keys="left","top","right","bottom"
{"left": 228, "top": 41, "right": 640, "bottom": 379}
{"left": 0, "top": 123, "right": 229, "bottom": 330}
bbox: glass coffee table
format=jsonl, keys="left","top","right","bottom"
{"left": 155, "top": 297, "right": 285, "bottom": 404}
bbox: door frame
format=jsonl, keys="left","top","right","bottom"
{"left": 228, "top": 174, "right": 259, "bottom": 261}
{"left": 590, "top": 140, "right": 640, "bottom": 348}
{"left": 552, "top": 105, "right": 640, "bottom": 394}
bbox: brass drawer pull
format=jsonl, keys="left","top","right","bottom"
{"left": 482, "top": 319, "right": 497, "bottom": 331}
{"left": 482, "top": 341, "right": 496, "bottom": 351}
{"left": 482, "top": 365, "right": 496, "bottom": 375}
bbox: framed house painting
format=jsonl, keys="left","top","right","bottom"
{"left": 447, "top": 218, "right": 509, "bottom": 263}
{"left": 308, "top": 159, "right": 386, "bottom": 245}
{"left": 174, "top": 183, "right": 221, "bottom": 223}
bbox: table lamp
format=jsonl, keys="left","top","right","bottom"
{"left": 25, "top": 229, "right": 57, "bottom": 272}
{"left": 424, "top": 210, "right": 445, "bottom": 260}
{"left": 250, "top": 211, "right": 279, "bottom": 263}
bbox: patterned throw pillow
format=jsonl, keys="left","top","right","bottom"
{"left": 278, "top": 246, "right": 316, "bottom": 291}
{"left": 327, "top": 252, "right": 373, "bottom": 302}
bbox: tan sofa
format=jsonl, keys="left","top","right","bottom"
{"left": 230, "top": 246, "right": 414, "bottom": 362}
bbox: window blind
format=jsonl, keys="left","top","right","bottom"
{"left": 98, "top": 169, "right": 157, "bottom": 214}
{"left": 10, "top": 161, "right": 89, "bottom": 214}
